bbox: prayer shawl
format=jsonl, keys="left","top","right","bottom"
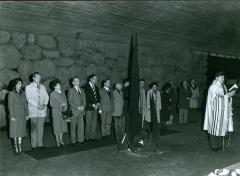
{"left": 203, "top": 80, "right": 233, "bottom": 136}
{"left": 146, "top": 89, "right": 161, "bottom": 123}
{"left": 139, "top": 88, "right": 147, "bottom": 127}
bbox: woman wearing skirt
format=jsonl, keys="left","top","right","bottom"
{"left": 8, "top": 78, "right": 29, "bottom": 154}
{"left": 50, "top": 79, "right": 68, "bottom": 147}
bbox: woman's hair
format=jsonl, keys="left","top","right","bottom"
{"left": 8, "top": 78, "right": 23, "bottom": 91}
{"left": 49, "top": 79, "right": 61, "bottom": 90}
{"left": 149, "top": 82, "right": 158, "bottom": 89}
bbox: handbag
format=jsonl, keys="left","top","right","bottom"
{"left": 62, "top": 107, "right": 73, "bottom": 120}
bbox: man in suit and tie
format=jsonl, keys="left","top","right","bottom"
{"left": 82, "top": 74, "right": 101, "bottom": 140}
{"left": 99, "top": 79, "right": 113, "bottom": 137}
{"left": 68, "top": 76, "right": 86, "bottom": 144}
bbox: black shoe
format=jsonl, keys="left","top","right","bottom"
{"left": 71, "top": 142, "right": 76, "bottom": 146}
{"left": 32, "top": 147, "right": 37, "bottom": 151}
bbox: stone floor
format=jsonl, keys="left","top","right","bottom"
{"left": 1, "top": 111, "right": 240, "bottom": 176}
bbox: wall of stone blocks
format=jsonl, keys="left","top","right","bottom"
{"left": 0, "top": 30, "right": 208, "bottom": 127}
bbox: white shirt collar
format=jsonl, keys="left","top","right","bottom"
{"left": 74, "top": 86, "right": 80, "bottom": 91}
{"left": 104, "top": 86, "right": 109, "bottom": 92}
{"left": 89, "top": 82, "right": 94, "bottom": 88}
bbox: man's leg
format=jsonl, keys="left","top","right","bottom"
{"left": 30, "top": 118, "right": 37, "bottom": 148}
{"left": 77, "top": 114, "right": 84, "bottom": 143}
{"left": 106, "top": 112, "right": 112, "bottom": 136}
{"left": 179, "top": 109, "right": 183, "bottom": 124}
{"left": 37, "top": 117, "right": 45, "bottom": 147}
{"left": 70, "top": 115, "right": 77, "bottom": 143}
{"left": 185, "top": 109, "right": 189, "bottom": 123}
{"left": 85, "top": 111, "right": 91, "bottom": 140}
{"left": 90, "top": 110, "right": 98, "bottom": 139}
{"left": 101, "top": 112, "right": 107, "bottom": 137}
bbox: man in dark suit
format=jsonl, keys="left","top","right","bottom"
{"left": 68, "top": 76, "right": 86, "bottom": 144}
{"left": 82, "top": 74, "right": 101, "bottom": 140}
{"left": 99, "top": 79, "right": 113, "bottom": 137}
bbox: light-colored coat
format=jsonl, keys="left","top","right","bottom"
{"left": 203, "top": 80, "right": 233, "bottom": 136}
{"left": 112, "top": 90, "right": 124, "bottom": 117}
{"left": 146, "top": 89, "right": 161, "bottom": 123}
{"left": 25, "top": 82, "right": 49, "bottom": 118}
{"left": 190, "top": 86, "right": 199, "bottom": 108}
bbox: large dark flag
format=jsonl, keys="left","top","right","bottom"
{"left": 126, "top": 32, "right": 141, "bottom": 144}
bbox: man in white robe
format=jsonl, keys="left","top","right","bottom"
{"left": 203, "top": 72, "right": 235, "bottom": 151}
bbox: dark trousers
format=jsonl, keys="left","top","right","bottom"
{"left": 85, "top": 110, "right": 98, "bottom": 140}
{"left": 208, "top": 134, "right": 223, "bottom": 150}
{"left": 70, "top": 114, "right": 84, "bottom": 143}
{"left": 114, "top": 116, "right": 127, "bottom": 150}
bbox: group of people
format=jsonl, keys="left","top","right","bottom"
{"left": 7, "top": 70, "right": 201, "bottom": 154}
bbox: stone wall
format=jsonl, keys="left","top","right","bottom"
{"left": 0, "top": 30, "right": 207, "bottom": 127}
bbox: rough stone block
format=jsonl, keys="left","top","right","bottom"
{"left": 43, "top": 50, "right": 60, "bottom": 59}
{"left": 0, "top": 69, "right": 19, "bottom": 87}
{"left": 58, "top": 37, "right": 75, "bottom": 56}
{"left": 0, "top": 31, "right": 11, "bottom": 44}
{"left": 37, "top": 35, "right": 57, "bottom": 49}
{"left": 86, "top": 63, "right": 98, "bottom": 76}
{"left": 69, "top": 65, "right": 87, "bottom": 86}
{"left": 55, "top": 67, "right": 70, "bottom": 90}
{"left": 22, "top": 45, "right": 42, "bottom": 60}
{"left": 17, "top": 60, "right": 33, "bottom": 81}
{"left": 43, "top": 79, "right": 53, "bottom": 93}
{"left": 27, "top": 33, "right": 35, "bottom": 45}
{"left": 54, "top": 57, "right": 74, "bottom": 67}
{"left": 11, "top": 32, "right": 26, "bottom": 49}
{"left": 0, "top": 45, "right": 22, "bottom": 69}
{"left": 91, "top": 51, "right": 105, "bottom": 66}
{"left": 33, "top": 59, "right": 56, "bottom": 80}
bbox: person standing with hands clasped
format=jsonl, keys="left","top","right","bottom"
{"left": 25, "top": 72, "right": 49, "bottom": 150}
{"left": 82, "top": 74, "right": 101, "bottom": 140}
{"left": 50, "top": 79, "right": 68, "bottom": 147}
{"left": 68, "top": 76, "right": 86, "bottom": 145}
{"left": 8, "top": 78, "right": 29, "bottom": 154}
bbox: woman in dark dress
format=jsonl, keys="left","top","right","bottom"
{"left": 161, "top": 83, "right": 172, "bottom": 129}
{"left": 50, "top": 79, "right": 68, "bottom": 147}
{"left": 8, "top": 78, "right": 29, "bottom": 154}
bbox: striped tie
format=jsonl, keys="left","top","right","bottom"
{"left": 92, "top": 85, "right": 97, "bottom": 100}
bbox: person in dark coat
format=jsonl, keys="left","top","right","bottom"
{"left": 178, "top": 81, "right": 191, "bottom": 124}
{"left": 8, "top": 78, "right": 29, "bottom": 154}
{"left": 82, "top": 74, "right": 101, "bottom": 140}
{"left": 50, "top": 79, "right": 68, "bottom": 147}
{"left": 161, "top": 83, "right": 172, "bottom": 129}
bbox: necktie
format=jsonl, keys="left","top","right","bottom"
{"left": 92, "top": 85, "right": 97, "bottom": 100}
{"left": 107, "top": 90, "right": 111, "bottom": 99}
{"left": 78, "top": 88, "right": 81, "bottom": 95}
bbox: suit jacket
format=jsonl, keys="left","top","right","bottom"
{"left": 82, "top": 83, "right": 100, "bottom": 111}
{"left": 68, "top": 87, "right": 86, "bottom": 116}
{"left": 112, "top": 90, "right": 124, "bottom": 116}
{"left": 25, "top": 82, "right": 49, "bottom": 118}
{"left": 100, "top": 88, "right": 113, "bottom": 113}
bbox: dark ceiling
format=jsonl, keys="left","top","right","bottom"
{"left": 0, "top": 1, "right": 240, "bottom": 50}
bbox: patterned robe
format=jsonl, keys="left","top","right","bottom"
{"left": 203, "top": 80, "right": 233, "bottom": 136}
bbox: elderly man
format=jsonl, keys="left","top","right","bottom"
{"left": 25, "top": 72, "right": 49, "bottom": 150}
{"left": 203, "top": 72, "right": 236, "bottom": 152}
